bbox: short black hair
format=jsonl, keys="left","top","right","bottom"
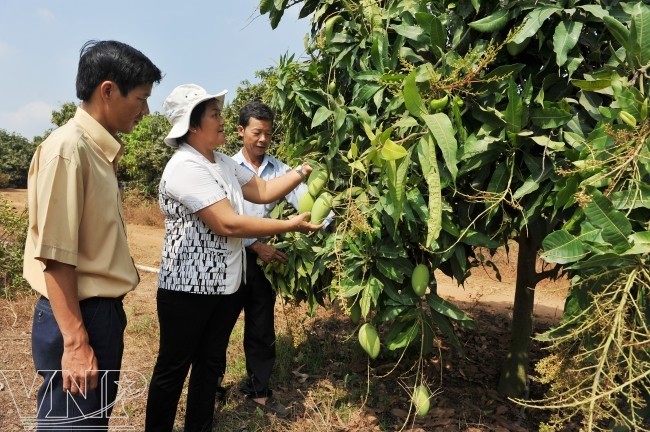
{"left": 76, "top": 40, "right": 162, "bottom": 101}
{"left": 238, "top": 100, "right": 274, "bottom": 128}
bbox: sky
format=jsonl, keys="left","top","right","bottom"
{"left": 0, "top": 1, "right": 312, "bottom": 140}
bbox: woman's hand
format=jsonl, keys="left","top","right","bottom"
{"left": 289, "top": 212, "right": 323, "bottom": 232}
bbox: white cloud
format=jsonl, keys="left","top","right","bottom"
{"left": 0, "top": 101, "right": 54, "bottom": 139}
{"left": 36, "top": 8, "right": 56, "bottom": 23}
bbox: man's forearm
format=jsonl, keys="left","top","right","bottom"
{"left": 43, "top": 261, "right": 88, "bottom": 348}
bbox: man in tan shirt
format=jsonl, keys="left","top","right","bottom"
{"left": 23, "top": 40, "right": 161, "bottom": 430}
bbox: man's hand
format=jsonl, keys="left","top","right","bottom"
{"left": 43, "top": 260, "right": 99, "bottom": 395}
{"left": 249, "top": 241, "right": 287, "bottom": 264}
{"left": 62, "top": 342, "right": 99, "bottom": 395}
{"left": 300, "top": 162, "right": 313, "bottom": 178}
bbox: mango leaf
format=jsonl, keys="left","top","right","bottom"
{"left": 360, "top": 276, "right": 384, "bottom": 316}
{"left": 487, "top": 163, "right": 509, "bottom": 193}
{"left": 427, "top": 293, "right": 474, "bottom": 323}
{"left": 294, "top": 89, "right": 328, "bottom": 106}
{"left": 584, "top": 190, "right": 631, "bottom": 252}
{"left": 430, "top": 16, "right": 445, "bottom": 60}
{"left": 530, "top": 135, "right": 566, "bottom": 150}
{"left": 553, "top": 20, "right": 583, "bottom": 66}
{"left": 603, "top": 15, "right": 630, "bottom": 51}
{"left": 377, "top": 305, "right": 409, "bottom": 322}
{"left": 512, "top": 7, "right": 561, "bottom": 45}
{"left": 421, "top": 311, "right": 435, "bottom": 355}
{"left": 625, "top": 231, "right": 650, "bottom": 255}
{"left": 333, "top": 107, "right": 347, "bottom": 131}
{"left": 376, "top": 256, "right": 410, "bottom": 283}
{"left": 354, "top": 84, "right": 382, "bottom": 105}
{"left": 530, "top": 102, "right": 573, "bottom": 129}
{"left": 513, "top": 176, "right": 541, "bottom": 199}
{"left": 571, "top": 79, "right": 612, "bottom": 91}
{"left": 379, "top": 139, "right": 407, "bottom": 160}
{"left": 362, "top": 121, "right": 377, "bottom": 142}
{"left": 418, "top": 135, "right": 442, "bottom": 247}
{"left": 459, "top": 229, "right": 501, "bottom": 248}
{"left": 428, "top": 310, "right": 462, "bottom": 352}
{"left": 391, "top": 23, "right": 425, "bottom": 41}
{"left": 370, "top": 32, "right": 386, "bottom": 71}
{"left": 578, "top": 4, "right": 609, "bottom": 19}
{"left": 569, "top": 253, "right": 637, "bottom": 270}
{"left": 504, "top": 78, "right": 525, "bottom": 133}
{"left": 386, "top": 149, "right": 410, "bottom": 226}
{"left": 421, "top": 113, "right": 458, "bottom": 180}
{"left": 629, "top": 4, "right": 650, "bottom": 67}
{"left": 311, "top": 106, "right": 332, "bottom": 128}
{"left": 354, "top": 70, "right": 383, "bottom": 81}
{"left": 259, "top": 0, "right": 274, "bottom": 14}
{"left": 385, "top": 320, "right": 420, "bottom": 351}
{"left": 611, "top": 184, "right": 650, "bottom": 210}
{"left": 541, "top": 228, "right": 600, "bottom": 264}
{"left": 403, "top": 70, "right": 427, "bottom": 118}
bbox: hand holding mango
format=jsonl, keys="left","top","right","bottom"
{"left": 289, "top": 212, "right": 324, "bottom": 232}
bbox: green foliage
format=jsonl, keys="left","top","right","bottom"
{"left": 51, "top": 102, "right": 77, "bottom": 127}
{"left": 0, "top": 196, "right": 29, "bottom": 298}
{"left": 0, "top": 130, "right": 36, "bottom": 188}
{"left": 260, "top": 0, "right": 649, "bottom": 428}
{"left": 118, "top": 114, "right": 174, "bottom": 197}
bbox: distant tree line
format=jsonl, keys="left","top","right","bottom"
{"left": 0, "top": 68, "right": 280, "bottom": 197}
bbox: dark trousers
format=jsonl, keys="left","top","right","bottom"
{"left": 145, "top": 288, "right": 244, "bottom": 432}
{"left": 240, "top": 253, "right": 277, "bottom": 398}
{"left": 31, "top": 295, "right": 127, "bottom": 432}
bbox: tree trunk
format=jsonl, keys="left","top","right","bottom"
{"left": 498, "top": 229, "right": 538, "bottom": 398}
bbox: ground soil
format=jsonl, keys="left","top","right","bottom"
{"left": 0, "top": 189, "right": 569, "bottom": 431}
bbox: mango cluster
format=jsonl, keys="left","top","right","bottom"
{"left": 298, "top": 168, "right": 331, "bottom": 224}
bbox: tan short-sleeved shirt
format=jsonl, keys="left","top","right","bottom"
{"left": 23, "top": 107, "right": 139, "bottom": 300}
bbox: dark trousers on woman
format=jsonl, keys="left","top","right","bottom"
{"left": 240, "top": 252, "right": 277, "bottom": 398}
{"left": 145, "top": 288, "right": 244, "bottom": 432}
{"left": 31, "top": 295, "right": 127, "bottom": 432}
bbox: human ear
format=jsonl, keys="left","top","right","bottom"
{"left": 100, "top": 81, "right": 116, "bottom": 100}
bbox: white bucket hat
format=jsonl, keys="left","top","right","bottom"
{"left": 162, "top": 83, "right": 227, "bottom": 148}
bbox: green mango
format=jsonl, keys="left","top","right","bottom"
{"left": 358, "top": 323, "right": 380, "bottom": 359}
{"left": 310, "top": 192, "right": 332, "bottom": 224}
{"left": 411, "top": 263, "right": 430, "bottom": 296}
{"left": 298, "top": 193, "right": 315, "bottom": 214}
{"left": 412, "top": 385, "right": 430, "bottom": 417}
{"left": 307, "top": 168, "right": 328, "bottom": 197}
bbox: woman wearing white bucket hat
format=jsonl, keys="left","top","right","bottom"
{"left": 144, "top": 84, "right": 322, "bottom": 431}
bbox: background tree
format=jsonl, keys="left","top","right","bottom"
{"left": 221, "top": 67, "right": 287, "bottom": 156}
{"left": 118, "top": 114, "right": 174, "bottom": 197}
{"left": 0, "top": 130, "right": 35, "bottom": 188}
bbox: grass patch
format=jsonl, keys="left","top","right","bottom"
{"left": 122, "top": 189, "right": 164, "bottom": 227}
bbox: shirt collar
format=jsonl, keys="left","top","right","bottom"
{"left": 73, "top": 107, "right": 123, "bottom": 163}
{"left": 232, "top": 149, "right": 276, "bottom": 174}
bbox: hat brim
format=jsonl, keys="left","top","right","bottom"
{"left": 163, "top": 90, "right": 227, "bottom": 148}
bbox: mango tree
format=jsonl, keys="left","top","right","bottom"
{"left": 258, "top": 0, "right": 648, "bottom": 425}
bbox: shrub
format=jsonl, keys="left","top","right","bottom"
{"left": 0, "top": 196, "right": 29, "bottom": 298}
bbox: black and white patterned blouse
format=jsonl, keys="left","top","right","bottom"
{"left": 157, "top": 143, "right": 254, "bottom": 295}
